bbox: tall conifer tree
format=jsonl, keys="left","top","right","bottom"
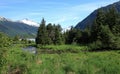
{"left": 36, "top": 18, "right": 48, "bottom": 45}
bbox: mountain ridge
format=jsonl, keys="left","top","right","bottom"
{"left": 75, "top": 1, "right": 120, "bottom": 30}
{"left": 0, "top": 16, "right": 38, "bottom": 38}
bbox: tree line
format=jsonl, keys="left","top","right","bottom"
{"left": 36, "top": 7, "right": 120, "bottom": 50}
{"left": 90, "top": 7, "right": 120, "bottom": 50}
{"left": 1, "top": 6, "right": 119, "bottom": 50}
{"left": 36, "top": 19, "right": 64, "bottom": 45}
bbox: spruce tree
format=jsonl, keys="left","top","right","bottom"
{"left": 36, "top": 18, "right": 48, "bottom": 45}
{"left": 104, "top": 7, "right": 120, "bottom": 49}
{"left": 54, "top": 24, "right": 62, "bottom": 45}
{"left": 99, "top": 25, "right": 114, "bottom": 48}
{"left": 91, "top": 7, "right": 120, "bottom": 50}
{"left": 105, "top": 7, "right": 119, "bottom": 32}
{"left": 46, "top": 23, "right": 54, "bottom": 44}
{"left": 65, "top": 26, "right": 75, "bottom": 44}
{"left": 91, "top": 9, "right": 106, "bottom": 41}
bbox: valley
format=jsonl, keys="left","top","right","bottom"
{"left": 0, "top": 0, "right": 120, "bottom": 74}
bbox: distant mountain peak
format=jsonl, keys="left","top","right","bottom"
{"left": 0, "top": 16, "right": 5, "bottom": 19}
{"left": 0, "top": 16, "right": 38, "bottom": 37}
{"left": 0, "top": 16, "right": 12, "bottom": 21}
{"left": 62, "top": 26, "right": 71, "bottom": 32}
{"left": 19, "top": 19, "right": 39, "bottom": 27}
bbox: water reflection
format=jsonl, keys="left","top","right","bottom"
{"left": 22, "top": 46, "right": 36, "bottom": 54}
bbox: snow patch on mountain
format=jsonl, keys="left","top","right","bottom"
{"left": 20, "top": 19, "right": 39, "bottom": 27}
{"left": 0, "top": 16, "right": 12, "bottom": 21}
{"left": 62, "top": 26, "right": 71, "bottom": 32}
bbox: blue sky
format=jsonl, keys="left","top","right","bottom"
{"left": 0, "top": 0, "right": 119, "bottom": 28}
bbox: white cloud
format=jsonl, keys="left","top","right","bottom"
{"left": 73, "top": 16, "right": 79, "bottom": 20}
{"left": 53, "top": 1, "right": 119, "bottom": 27}
{"left": 49, "top": 16, "right": 81, "bottom": 27}
{"left": 52, "top": 17, "right": 67, "bottom": 24}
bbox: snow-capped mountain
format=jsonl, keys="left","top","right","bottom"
{"left": 0, "top": 16, "right": 38, "bottom": 37}
{"left": 20, "top": 19, "right": 39, "bottom": 27}
{"left": 62, "top": 26, "right": 71, "bottom": 32}
{"left": 0, "top": 16, "right": 12, "bottom": 21}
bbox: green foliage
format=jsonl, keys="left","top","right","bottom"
{"left": 64, "top": 26, "right": 82, "bottom": 44}
{"left": 1, "top": 44, "right": 120, "bottom": 74}
{"left": 13, "top": 35, "right": 20, "bottom": 41}
{"left": 105, "top": 7, "right": 119, "bottom": 32}
{"left": 36, "top": 18, "right": 48, "bottom": 45}
{"left": 99, "top": 25, "right": 115, "bottom": 49}
{"left": 0, "top": 48, "right": 6, "bottom": 72}
{"left": 110, "top": 36, "right": 120, "bottom": 49}
{"left": 46, "top": 23, "right": 54, "bottom": 44}
{"left": 64, "top": 26, "right": 76, "bottom": 44}
{"left": 0, "top": 32, "right": 12, "bottom": 48}
{"left": 36, "top": 19, "right": 63, "bottom": 45}
{"left": 63, "top": 7, "right": 120, "bottom": 50}
{"left": 1, "top": 5, "right": 120, "bottom": 74}
{"left": 90, "top": 7, "right": 120, "bottom": 50}
{"left": 89, "top": 40, "right": 102, "bottom": 50}
{"left": 25, "top": 50, "right": 120, "bottom": 74}
{"left": 21, "top": 38, "right": 29, "bottom": 44}
{"left": 0, "top": 45, "right": 35, "bottom": 74}
{"left": 91, "top": 9, "right": 106, "bottom": 41}
{"left": 38, "top": 44, "right": 87, "bottom": 52}
{"left": 80, "top": 28, "right": 91, "bottom": 44}
{"left": 54, "top": 24, "right": 62, "bottom": 45}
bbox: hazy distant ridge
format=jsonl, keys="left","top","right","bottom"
{"left": 0, "top": 16, "right": 38, "bottom": 37}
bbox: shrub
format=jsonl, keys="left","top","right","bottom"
{"left": 89, "top": 40, "right": 102, "bottom": 51}
{"left": 0, "top": 32, "right": 12, "bottom": 48}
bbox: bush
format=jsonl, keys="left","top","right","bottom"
{"left": 110, "top": 37, "right": 120, "bottom": 49}
{"left": 89, "top": 40, "right": 102, "bottom": 51}
{"left": 0, "top": 32, "right": 12, "bottom": 48}
{"left": 0, "top": 48, "right": 7, "bottom": 72}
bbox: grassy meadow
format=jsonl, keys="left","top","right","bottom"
{"left": 1, "top": 44, "right": 120, "bottom": 74}
{"left": 0, "top": 1, "right": 120, "bottom": 74}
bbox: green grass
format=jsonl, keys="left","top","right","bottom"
{"left": 0, "top": 45, "right": 35, "bottom": 74}
{"left": 38, "top": 44, "right": 88, "bottom": 52}
{"left": 1, "top": 44, "right": 120, "bottom": 74}
{"left": 33, "top": 51, "right": 120, "bottom": 74}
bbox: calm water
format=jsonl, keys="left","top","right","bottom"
{"left": 26, "top": 38, "right": 35, "bottom": 42}
{"left": 22, "top": 46, "right": 37, "bottom": 54}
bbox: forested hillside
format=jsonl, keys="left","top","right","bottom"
{"left": 75, "top": 1, "right": 120, "bottom": 30}
{"left": 0, "top": 17, "right": 38, "bottom": 38}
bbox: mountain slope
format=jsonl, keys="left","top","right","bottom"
{"left": 0, "top": 17, "right": 38, "bottom": 38}
{"left": 75, "top": 1, "right": 120, "bottom": 30}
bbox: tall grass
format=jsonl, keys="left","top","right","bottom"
{"left": 1, "top": 45, "right": 35, "bottom": 74}
{"left": 31, "top": 51, "right": 120, "bottom": 74}
{"left": 38, "top": 45, "right": 88, "bottom": 52}
{"left": 1, "top": 44, "right": 120, "bottom": 74}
